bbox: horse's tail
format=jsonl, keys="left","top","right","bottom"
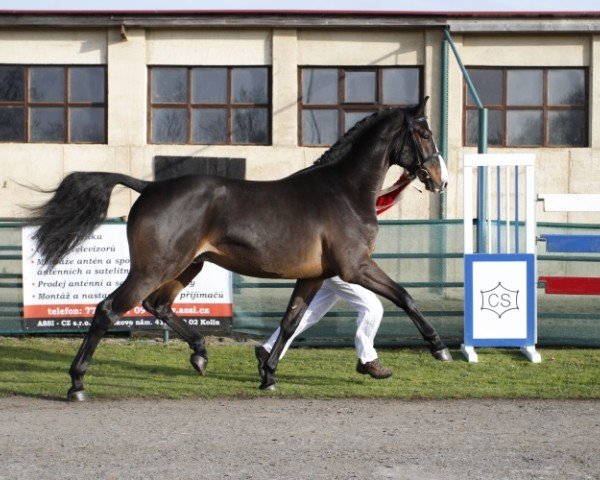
{"left": 27, "top": 172, "right": 150, "bottom": 267}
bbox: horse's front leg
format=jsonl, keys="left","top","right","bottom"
{"left": 259, "top": 278, "right": 323, "bottom": 390}
{"left": 346, "top": 258, "right": 452, "bottom": 362}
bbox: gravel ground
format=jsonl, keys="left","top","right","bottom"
{"left": 0, "top": 397, "right": 598, "bottom": 480}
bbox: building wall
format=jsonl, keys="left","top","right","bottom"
{"left": 0, "top": 26, "right": 598, "bottom": 224}
{"left": 446, "top": 33, "right": 600, "bottom": 225}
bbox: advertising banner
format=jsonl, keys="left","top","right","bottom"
{"left": 22, "top": 224, "right": 232, "bottom": 334}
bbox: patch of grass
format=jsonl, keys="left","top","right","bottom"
{"left": 0, "top": 337, "right": 598, "bottom": 400}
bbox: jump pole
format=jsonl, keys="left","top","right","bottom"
{"left": 537, "top": 194, "right": 600, "bottom": 212}
{"left": 462, "top": 153, "right": 541, "bottom": 363}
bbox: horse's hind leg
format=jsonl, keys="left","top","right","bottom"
{"left": 68, "top": 273, "right": 160, "bottom": 401}
{"left": 346, "top": 259, "right": 452, "bottom": 362}
{"left": 142, "top": 262, "right": 208, "bottom": 375}
{"left": 260, "top": 278, "right": 323, "bottom": 390}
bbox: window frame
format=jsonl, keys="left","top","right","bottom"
{"left": 298, "top": 66, "right": 424, "bottom": 147}
{"left": 147, "top": 65, "right": 272, "bottom": 146}
{"left": 463, "top": 66, "right": 589, "bottom": 148}
{"left": 0, "top": 64, "right": 107, "bottom": 144}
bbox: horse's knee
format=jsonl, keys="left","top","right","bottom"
{"left": 279, "top": 304, "right": 306, "bottom": 339}
{"left": 382, "top": 284, "right": 417, "bottom": 312}
{"left": 281, "top": 316, "right": 303, "bottom": 339}
{"left": 400, "top": 295, "right": 417, "bottom": 312}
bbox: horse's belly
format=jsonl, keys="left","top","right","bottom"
{"left": 199, "top": 237, "right": 326, "bottom": 279}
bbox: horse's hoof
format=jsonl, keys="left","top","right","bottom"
{"left": 259, "top": 381, "right": 277, "bottom": 391}
{"left": 190, "top": 354, "right": 208, "bottom": 375}
{"left": 67, "top": 388, "right": 88, "bottom": 402}
{"left": 432, "top": 347, "right": 453, "bottom": 362}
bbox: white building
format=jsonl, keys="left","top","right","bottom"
{"left": 0, "top": 10, "right": 599, "bottom": 223}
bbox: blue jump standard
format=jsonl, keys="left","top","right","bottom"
{"left": 540, "top": 234, "right": 600, "bottom": 253}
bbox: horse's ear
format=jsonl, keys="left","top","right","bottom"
{"left": 415, "top": 96, "right": 429, "bottom": 116}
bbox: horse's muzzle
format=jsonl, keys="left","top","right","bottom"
{"left": 419, "top": 154, "right": 448, "bottom": 194}
{"left": 424, "top": 179, "right": 448, "bottom": 194}
{"left": 417, "top": 168, "right": 447, "bottom": 195}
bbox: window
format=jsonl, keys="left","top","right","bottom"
{"left": 299, "top": 66, "right": 422, "bottom": 146}
{"left": 0, "top": 65, "right": 106, "bottom": 143}
{"left": 153, "top": 156, "right": 246, "bottom": 181}
{"left": 149, "top": 66, "right": 271, "bottom": 145}
{"left": 464, "top": 67, "right": 587, "bottom": 147}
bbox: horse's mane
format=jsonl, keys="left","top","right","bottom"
{"left": 313, "top": 107, "right": 401, "bottom": 167}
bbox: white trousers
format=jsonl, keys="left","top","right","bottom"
{"left": 261, "top": 276, "right": 384, "bottom": 363}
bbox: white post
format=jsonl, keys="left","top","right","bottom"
{"left": 462, "top": 163, "right": 478, "bottom": 363}
{"left": 526, "top": 164, "right": 536, "bottom": 254}
{"left": 506, "top": 166, "right": 510, "bottom": 253}
{"left": 487, "top": 166, "right": 492, "bottom": 254}
{"left": 522, "top": 162, "right": 541, "bottom": 362}
{"left": 464, "top": 166, "right": 474, "bottom": 255}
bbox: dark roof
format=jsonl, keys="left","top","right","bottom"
{"left": 0, "top": 10, "right": 599, "bottom": 32}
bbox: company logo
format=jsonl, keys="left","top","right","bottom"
{"left": 480, "top": 282, "right": 519, "bottom": 318}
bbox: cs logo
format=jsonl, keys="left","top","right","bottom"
{"left": 480, "top": 282, "right": 519, "bottom": 318}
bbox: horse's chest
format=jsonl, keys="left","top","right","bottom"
{"left": 355, "top": 219, "right": 378, "bottom": 243}
{"left": 357, "top": 222, "right": 379, "bottom": 253}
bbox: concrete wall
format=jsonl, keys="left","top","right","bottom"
{"left": 0, "top": 26, "right": 598, "bottom": 224}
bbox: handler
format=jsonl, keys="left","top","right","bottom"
{"left": 256, "top": 171, "right": 414, "bottom": 379}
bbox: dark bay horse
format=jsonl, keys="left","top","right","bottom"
{"left": 29, "top": 97, "right": 450, "bottom": 400}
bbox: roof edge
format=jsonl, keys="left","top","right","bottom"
{"left": 0, "top": 10, "right": 599, "bottom": 17}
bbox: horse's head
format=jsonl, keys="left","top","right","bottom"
{"left": 389, "top": 97, "right": 448, "bottom": 194}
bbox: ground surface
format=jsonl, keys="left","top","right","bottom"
{"left": 1, "top": 397, "right": 598, "bottom": 479}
